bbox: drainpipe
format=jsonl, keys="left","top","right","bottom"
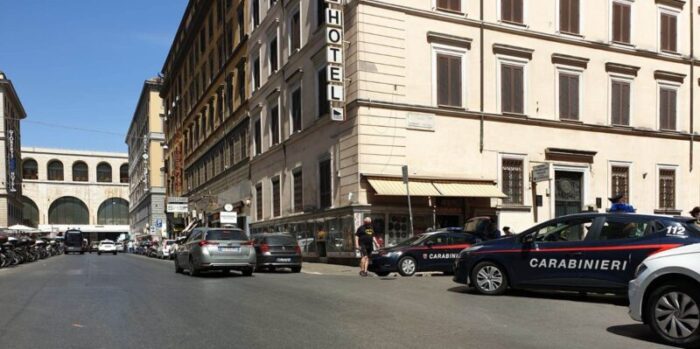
{"left": 690, "top": 0, "right": 695, "bottom": 172}
{"left": 479, "top": 0, "right": 485, "bottom": 153}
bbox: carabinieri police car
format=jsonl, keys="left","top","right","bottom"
{"left": 453, "top": 213, "right": 700, "bottom": 295}
{"left": 369, "top": 228, "right": 479, "bottom": 277}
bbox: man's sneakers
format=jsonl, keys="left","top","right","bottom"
{"left": 359, "top": 271, "right": 369, "bottom": 277}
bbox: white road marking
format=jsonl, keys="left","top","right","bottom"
{"left": 302, "top": 271, "right": 323, "bottom": 275}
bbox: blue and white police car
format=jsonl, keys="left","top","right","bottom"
{"left": 369, "top": 228, "right": 478, "bottom": 277}
{"left": 453, "top": 213, "right": 700, "bottom": 295}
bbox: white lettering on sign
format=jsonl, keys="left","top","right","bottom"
{"left": 326, "top": 28, "right": 343, "bottom": 45}
{"left": 328, "top": 85, "right": 344, "bottom": 102}
{"left": 327, "top": 47, "right": 343, "bottom": 64}
{"left": 529, "top": 258, "right": 628, "bottom": 271}
{"left": 666, "top": 225, "right": 687, "bottom": 237}
{"left": 327, "top": 66, "right": 343, "bottom": 82}
{"left": 326, "top": 9, "right": 342, "bottom": 26}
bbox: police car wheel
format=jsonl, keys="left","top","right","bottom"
{"left": 375, "top": 271, "right": 390, "bottom": 277}
{"left": 471, "top": 262, "right": 508, "bottom": 295}
{"left": 397, "top": 257, "right": 417, "bottom": 277}
{"left": 647, "top": 282, "right": 700, "bottom": 347}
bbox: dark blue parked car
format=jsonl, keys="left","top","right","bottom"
{"left": 453, "top": 213, "right": 700, "bottom": 295}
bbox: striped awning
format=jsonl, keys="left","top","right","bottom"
{"left": 367, "top": 177, "right": 506, "bottom": 198}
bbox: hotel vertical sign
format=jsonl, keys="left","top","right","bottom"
{"left": 325, "top": 0, "right": 345, "bottom": 121}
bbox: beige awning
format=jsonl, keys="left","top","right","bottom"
{"left": 367, "top": 178, "right": 441, "bottom": 196}
{"left": 367, "top": 177, "right": 507, "bottom": 198}
{"left": 433, "top": 182, "right": 507, "bottom": 198}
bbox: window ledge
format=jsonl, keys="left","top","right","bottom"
{"left": 437, "top": 104, "right": 466, "bottom": 111}
{"left": 557, "top": 31, "right": 584, "bottom": 39}
{"left": 654, "top": 209, "right": 682, "bottom": 215}
{"left": 502, "top": 112, "right": 528, "bottom": 118}
{"left": 498, "top": 20, "right": 528, "bottom": 28}
{"left": 610, "top": 41, "right": 636, "bottom": 49}
{"left": 435, "top": 8, "right": 466, "bottom": 17}
{"left": 660, "top": 50, "right": 681, "bottom": 57}
{"left": 559, "top": 118, "right": 583, "bottom": 124}
{"left": 498, "top": 205, "right": 532, "bottom": 212}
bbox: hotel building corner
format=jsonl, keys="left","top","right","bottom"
{"left": 162, "top": 0, "right": 700, "bottom": 263}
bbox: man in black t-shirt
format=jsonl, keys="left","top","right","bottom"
{"left": 355, "top": 217, "right": 378, "bottom": 277}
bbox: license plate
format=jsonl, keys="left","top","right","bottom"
{"left": 219, "top": 247, "right": 240, "bottom": 252}
{"left": 277, "top": 258, "right": 291, "bottom": 262}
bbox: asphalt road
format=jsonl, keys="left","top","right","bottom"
{"left": 0, "top": 254, "right": 677, "bottom": 349}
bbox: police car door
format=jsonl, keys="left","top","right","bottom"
{"left": 419, "top": 233, "right": 450, "bottom": 271}
{"left": 580, "top": 216, "right": 678, "bottom": 290}
{"left": 516, "top": 216, "right": 603, "bottom": 288}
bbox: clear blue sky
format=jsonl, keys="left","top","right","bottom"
{"left": 0, "top": 0, "right": 188, "bottom": 152}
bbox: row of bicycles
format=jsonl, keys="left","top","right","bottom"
{"left": 0, "top": 234, "right": 64, "bottom": 268}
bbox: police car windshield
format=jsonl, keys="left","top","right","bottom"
{"left": 393, "top": 235, "right": 426, "bottom": 247}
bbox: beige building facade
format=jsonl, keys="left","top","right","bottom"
{"left": 0, "top": 71, "right": 26, "bottom": 228}
{"left": 242, "top": 0, "right": 700, "bottom": 260}
{"left": 20, "top": 147, "right": 129, "bottom": 239}
{"left": 161, "top": 0, "right": 700, "bottom": 261}
{"left": 126, "top": 78, "right": 167, "bottom": 238}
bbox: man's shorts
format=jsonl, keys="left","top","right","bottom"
{"left": 359, "top": 244, "right": 373, "bottom": 257}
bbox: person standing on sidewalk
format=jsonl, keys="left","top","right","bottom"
{"left": 355, "top": 217, "right": 378, "bottom": 277}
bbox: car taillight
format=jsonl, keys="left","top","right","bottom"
{"left": 260, "top": 243, "right": 270, "bottom": 253}
{"left": 241, "top": 240, "right": 254, "bottom": 246}
{"left": 295, "top": 245, "right": 301, "bottom": 254}
{"left": 198, "top": 240, "right": 218, "bottom": 247}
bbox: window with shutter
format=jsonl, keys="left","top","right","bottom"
{"left": 437, "top": 0, "right": 461, "bottom": 12}
{"left": 437, "top": 53, "right": 462, "bottom": 107}
{"left": 293, "top": 170, "right": 303, "bottom": 213}
{"left": 319, "top": 159, "right": 332, "bottom": 209}
{"left": 610, "top": 80, "right": 630, "bottom": 126}
{"left": 611, "top": 166, "right": 629, "bottom": 200}
{"left": 256, "top": 184, "right": 263, "bottom": 220}
{"left": 660, "top": 13, "right": 677, "bottom": 53}
{"left": 270, "top": 104, "right": 280, "bottom": 145}
{"left": 272, "top": 177, "right": 281, "bottom": 217}
{"left": 254, "top": 118, "right": 262, "bottom": 155}
{"left": 269, "top": 37, "right": 278, "bottom": 73}
{"left": 501, "top": 0, "right": 524, "bottom": 23}
{"left": 658, "top": 169, "right": 675, "bottom": 209}
{"left": 502, "top": 159, "right": 524, "bottom": 205}
{"left": 317, "top": 68, "right": 329, "bottom": 117}
{"left": 612, "top": 2, "right": 631, "bottom": 43}
{"left": 559, "top": 0, "right": 580, "bottom": 34}
{"left": 501, "top": 64, "right": 524, "bottom": 114}
{"left": 291, "top": 87, "right": 302, "bottom": 132}
{"left": 253, "top": 57, "right": 260, "bottom": 90}
{"left": 559, "top": 73, "right": 579, "bottom": 120}
{"left": 290, "top": 10, "right": 301, "bottom": 53}
{"left": 659, "top": 88, "right": 677, "bottom": 130}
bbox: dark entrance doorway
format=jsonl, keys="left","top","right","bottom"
{"left": 436, "top": 215, "right": 460, "bottom": 229}
{"left": 555, "top": 171, "right": 583, "bottom": 217}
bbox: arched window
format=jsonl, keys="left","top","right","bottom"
{"left": 97, "top": 198, "right": 129, "bottom": 225}
{"left": 72, "top": 161, "right": 88, "bottom": 182}
{"left": 97, "top": 162, "right": 112, "bottom": 183}
{"left": 119, "top": 164, "right": 129, "bottom": 183}
{"left": 22, "top": 159, "right": 38, "bottom": 180}
{"left": 21, "top": 197, "right": 39, "bottom": 227}
{"left": 48, "top": 197, "right": 89, "bottom": 224}
{"left": 47, "top": 160, "right": 64, "bottom": 181}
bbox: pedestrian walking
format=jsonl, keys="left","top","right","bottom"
{"left": 127, "top": 240, "right": 134, "bottom": 253}
{"left": 355, "top": 217, "right": 378, "bottom": 277}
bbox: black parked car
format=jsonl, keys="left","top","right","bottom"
{"left": 252, "top": 233, "right": 302, "bottom": 273}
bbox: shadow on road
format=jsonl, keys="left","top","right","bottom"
{"left": 606, "top": 324, "right": 681, "bottom": 348}
{"left": 447, "top": 286, "right": 628, "bottom": 306}
{"left": 185, "top": 271, "right": 248, "bottom": 278}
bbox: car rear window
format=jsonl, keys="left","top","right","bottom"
{"left": 206, "top": 230, "right": 247, "bottom": 241}
{"left": 265, "top": 235, "right": 297, "bottom": 245}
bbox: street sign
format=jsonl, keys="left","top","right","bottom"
{"left": 167, "top": 203, "right": 188, "bottom": 213}
{"left": 532, "top": 163, "right": 550, "bottom": 182}
{"left": 402, "top": 165, "right": 409, "bottom": 184}
{"left": 220, "top": 212, "right": 238, "bottom": 224}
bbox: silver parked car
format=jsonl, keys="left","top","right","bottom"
{"left": 174, "top": 228, "right": 256, "bottom": 276}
